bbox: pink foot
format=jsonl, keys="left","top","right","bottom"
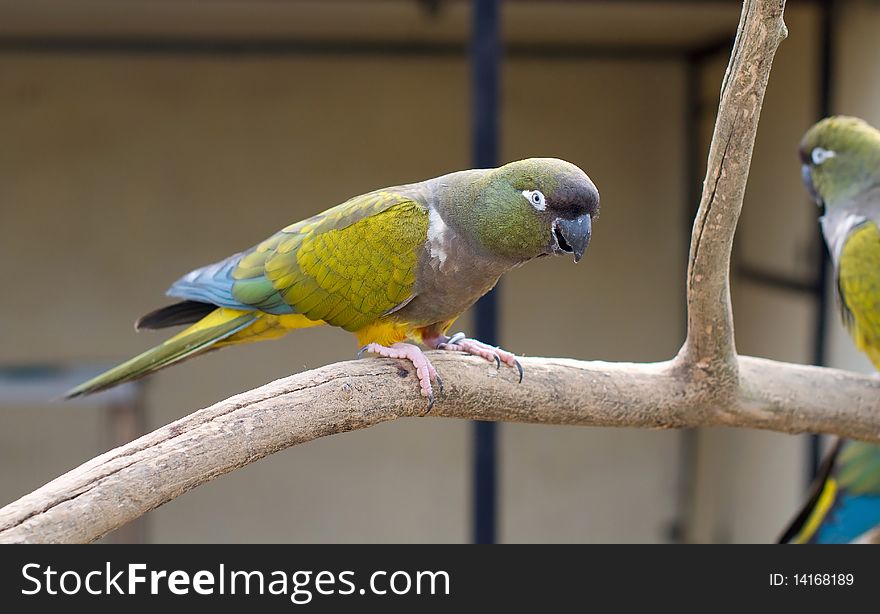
{"left": 358, "top": 342, "right": 442, "bottom": 411}
{"left": 427, "top": 332, "right": 523, "bottom": 382}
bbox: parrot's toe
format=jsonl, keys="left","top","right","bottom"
{"left": 358, "top": 341, "right": 442, "bottom": 413}
{"left": 433, "top": 335, "right": 523, "bottom": 382}
{"left": 438, "top": 331, "right": 467, "bottom": 349}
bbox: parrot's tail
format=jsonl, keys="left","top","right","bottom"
{"left": 777, "top": 437, "right": 845, "bottom": 544}
{"left": 64, "top": 308, "right": 259, "bottom": 398}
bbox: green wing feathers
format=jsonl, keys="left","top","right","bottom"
{"left": 837, "top": 440, "right": 880, "bottom": 494}
{"left": 233, "top": 192, "right": 428, "bottom": 330}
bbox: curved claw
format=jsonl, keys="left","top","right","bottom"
{"left": 424, "top": 393, "right": 436, "bottom": 415}
{"left": 492, "top": 354, "right": 501, "bottom": 369}
{"left": 447, "top": 332, "right": 467, "bottom": 345}
{"left": 435, "top": 373, "right": 445, "bottom": 396}
{"left": 356, "top": 345, "right": 369, "bottom": 358}
{"left": 514, "top": 359, "right": 524, "bottom": 383}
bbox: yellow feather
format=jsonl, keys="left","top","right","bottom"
{"left": 791, "top": 478, "right": 839, "bottom": 544}
{"left": 355, "top": 321, "right": 411, "bottom": 347}
{"left": 181, "top": 307, "right": 251, "bottom": 334}
{"left": 216, "top": 312, "right": 325, "bottom": 346}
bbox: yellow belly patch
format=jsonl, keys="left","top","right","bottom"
{"left": 354, "top": 321, "right": 412, "bottom": 347}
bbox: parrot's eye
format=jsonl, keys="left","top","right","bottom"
{"left": 522, "top": 189, "right": 546, "bottom": 211}
{"left": 811, "top": 147, "right": 836, "bottom": 166}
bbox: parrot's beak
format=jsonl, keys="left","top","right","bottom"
{"left": 553, "top": 214, "right": 592, "bottom": 263}
{"left": 801, "top": 164, "right": 822, "bottom": 207}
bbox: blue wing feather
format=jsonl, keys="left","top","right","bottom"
{"left": 166, "top": 253, "right": 244, "bottom": 307}
{"left": 813, "top": 492, "right": 880, "bottom": 543}
{"left": 166, "top": 252, "right": 295, "bottom": 315}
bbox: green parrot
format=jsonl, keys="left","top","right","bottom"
{"left": 779, "top": 116, "right": 880, "bottom": 543}
{"left": 779, "top": 439, "right": 880, "bottom": 543}
{"left": 66, "top": 157, "right": 600, "bottom": 406}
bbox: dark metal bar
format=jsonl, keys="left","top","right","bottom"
{"left": 0, "top": 37, "right": 464, "bottom": 57}
{"left": 0, "top": 37, "right": 691, "bottom": 61}
{"left": 808, "top": 0, "right": 835, "bottom": 483}
{"left": 471, "top": 0, "right": 500, "bottom": 545}
{"left": 667, "top": 53, "right": 706, "bottom": 543}
{"left": 688, "top": 36, "right": 736, "bottom": 63}
{"left": 683, "top": 54, "right": 706, "bottom": 242}
{"left": 735, "top": 265, "right": 821, "bottom": 295}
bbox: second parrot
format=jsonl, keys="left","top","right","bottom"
{"left": 780, "top": 116, "right": 880, "bottom": 543}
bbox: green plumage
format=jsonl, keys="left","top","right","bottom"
{"left": 66, "top": 157, "right": 599, "bottom": 399}
{"left": 785, "top": 115, "right": 880, "bottom": 542}
{"left": 233, "top": 193, "right": 428, "bottom": 331}
{"left": 231, "top": 190, "right": 428, "bottom": 326}
{"left": 838, "top": 440, "right": 880, "bottom": 495}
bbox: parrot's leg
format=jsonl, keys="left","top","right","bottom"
{"left": 425, "top": 332, "right": 524, "bottom": 383}
{"left": 358, "top": 342, "right": 441, "bottom": 410}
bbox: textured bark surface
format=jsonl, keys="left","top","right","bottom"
{"left": 2, "top": 351, "right": 879, "bottom": 543}
{"left": 684, "top": 0, "right": 787, "bottom": 372}
{"left": 2, "top": 0, "right": 875, "bottom": 544}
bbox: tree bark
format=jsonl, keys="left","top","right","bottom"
{"left": 683, "top": 0, "right": 786, "bottom": 374}
{"left": 3, "top": 0, "right": 874, "bottom": 544}
{"left": 1, "top": 352, "right": 880, "bottom": 543}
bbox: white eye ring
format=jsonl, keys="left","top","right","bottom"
{"left": 811, "top": 147, "right": 836, "bottom": 165}
{"left": 522, "top": 189, "right": 546, "bottom": 211}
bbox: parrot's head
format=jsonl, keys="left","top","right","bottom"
{"left": 469, "top": 158, "right": 600, "bottom": 263}
{"left": 800, "top": 116, "right": 880, "bottom": 210}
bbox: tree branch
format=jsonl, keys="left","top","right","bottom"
{"left": 684, "top": 0, "right": 787, "bottom": 371}
{"left": 4, "top": 0, "right": 874, "bottom": 544}
{"left": 1, "top": 353, "right": 879, "bottom": 544}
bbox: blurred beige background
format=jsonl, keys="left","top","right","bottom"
{"left": 0, "top": 0, "right": 875, "bottom": 543}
